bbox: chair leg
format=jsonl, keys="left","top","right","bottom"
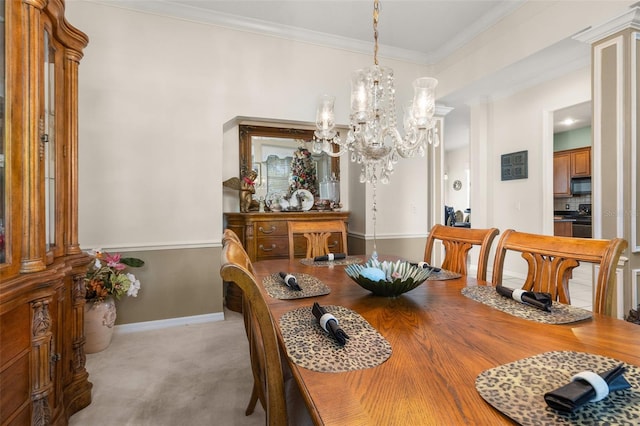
{"left": 245, "top": 381, "right": 260, "bottom": 415}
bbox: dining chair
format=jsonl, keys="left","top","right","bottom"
{"left": 220, "top": 233, "right": 312, "bottom": 426}
{"left": 491, "top": 229, "right": 627, "bottom": 315}
{"left": 423, "top": 224, "right": 499, "bottom": 281}
{"left": 223, "top": 228, "right": 242, "bottom": 243}
{"left": 287, "top": 220, "right": 348, "bottom": 260}
{"left": 222, "top": 229, "right": 251, "bottom": 314}
{"left": 222, "top": 229, "right": 252, "bottom": 271}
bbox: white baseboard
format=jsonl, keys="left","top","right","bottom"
{"left": 114, "top": 312, "right": 225, "bottom": 334}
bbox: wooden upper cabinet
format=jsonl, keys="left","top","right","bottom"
{"left": 553, "top": 152, "right": 571, "bottom": 197}
{"left": 553, "top": 147, "right": 591, "bottom": 197}
{"left": 571, "top": 147, "right": 591, "bottom": 177}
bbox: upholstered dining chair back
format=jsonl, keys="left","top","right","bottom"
{"left": 220, "top": 232, "right": 311, "bottom": 426}
{"left": 423, "top": 224, "right": 499, "bottom": 281}
{"left": 491, "top": 229, "right": 627, "bottom": 315}
{"left": 287, "top": 220, "right": 348, "bottom": 260}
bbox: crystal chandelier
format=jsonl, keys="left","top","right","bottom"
{"left": 312, "top": 0, "right": 439, "bottom": 185}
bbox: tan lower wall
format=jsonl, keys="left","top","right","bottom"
{"left": 348, "top": 235, "right": 427, "bottom": 262}
{"left": 112, "top": 247, "right": 223, "bottom": 325}
{"left": 114, "top": 237, "right": 428, "bottom": 325}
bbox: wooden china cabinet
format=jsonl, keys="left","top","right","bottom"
{"left": 0, "top": 1, "right": 92, "bottom": 425}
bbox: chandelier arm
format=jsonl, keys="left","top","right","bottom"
{"left": 323, "top": 145, "right": 347, "bottom": 158}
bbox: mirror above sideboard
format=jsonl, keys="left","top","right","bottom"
{"left": 239, "top": 124, "right": 340, "bottom": 200}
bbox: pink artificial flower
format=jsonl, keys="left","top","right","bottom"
{"left": 104, "top": 252, "right": 126, "bottom": 271}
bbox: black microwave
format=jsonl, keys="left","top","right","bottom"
{"left": 571, "top": 177, "right": 591, "bottom": 195}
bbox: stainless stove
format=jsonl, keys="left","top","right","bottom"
{"left": 573, "top": 203, "right": 592, "bottom": 237}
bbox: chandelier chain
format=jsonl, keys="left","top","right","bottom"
{"left": 373, "top": 0, "right": 379, "bottom": 66}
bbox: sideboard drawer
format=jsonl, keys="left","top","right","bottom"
{"left": 256, "top": 236, "right": 289, "bottom": 260}
{"left": 256, "top": 221, "right": 287, "bottom": 237}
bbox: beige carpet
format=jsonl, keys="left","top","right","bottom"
{"left": 69, "top": 310, "right": 265, "bottom": 426}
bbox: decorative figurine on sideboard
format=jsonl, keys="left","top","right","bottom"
{"left": 223, "top": 168, "right": 259, "bottom": 212}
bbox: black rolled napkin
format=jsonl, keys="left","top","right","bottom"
{"left": 311, "top": 302, "right": 349, "bottom": 346}
{"left": 544, "top": 364, "right": 631, "bottom": 412}
{"left": 409, "top": 261, "right": 441, "bottom": 272}
{"left": 278, "top": 272, "right": 302, "bottom": 291}
{"left": 496, "top": 285, "right": 552, "bottom": 312}
{"left": 313, "top": 253, "right": 346, "bottom": 261}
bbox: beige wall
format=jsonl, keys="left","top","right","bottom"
{"left": 66, "top": 1, "right": 634, "bottom": 323}
{"left": 469, "top": 67, "right": 592, "bottom": 277}
{"left": 68, "top": 1, "right": 430, "bottom": 251}
{"left": 67, "top": 1, "right": 430, "bottom": 323}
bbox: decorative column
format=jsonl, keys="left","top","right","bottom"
{"left": 575, "top": 7, "right": 640, "bottom": 317}
{"left": 426, "top": 107, "right": 452, "bottom": 268}
{"left": 20, "top": 0, "right": 47, "bottom": 273}
{"left": 64, "top": 47, "right": 86, "bottom": 256}
{"left": 429, "top": 106, "right": 453, "bottom": 230}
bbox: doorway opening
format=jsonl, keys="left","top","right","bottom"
{"left": 551, "top": 101, "right": 594, "bottom": 310}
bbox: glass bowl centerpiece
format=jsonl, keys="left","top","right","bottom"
{"left": 345, "top": 258, "right": 432, "bottom": 297}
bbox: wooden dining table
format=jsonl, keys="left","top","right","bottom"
{"left": 251, "top": 255, "right": 640, "bottom": 425}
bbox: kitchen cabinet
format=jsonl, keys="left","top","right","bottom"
{"left": 0, "top": 1, "right": 92, "bottom": 424}
{"left": 553, "top": 147, "right": 591, "bottom": 197}
{"left": 554, "top": 220, "right": 573, "bottom": 237}
{"left": 571, "top": 147, "right": 591, "bottom": 177}
{"left": 553, "top": 152, "right": 571, "bottom": 197}
{"left": 223, "top": 211, "right": 349, "bottom": 311}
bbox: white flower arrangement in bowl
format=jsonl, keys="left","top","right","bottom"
{"left": 345, "top": 258, "right": 432, "bottom": 297}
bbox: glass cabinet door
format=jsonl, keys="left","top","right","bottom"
{"left": 43, "top": 29, "right": 55, "bottom": 254}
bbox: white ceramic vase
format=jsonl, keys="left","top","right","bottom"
{"left": 84, "top": 296, "right": 117, "bottom": 354}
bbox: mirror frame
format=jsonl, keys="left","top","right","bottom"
{"left": 239, "top": 124, "right": 340, "bottom": 193}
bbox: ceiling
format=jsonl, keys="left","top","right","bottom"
{"left": 553, "top": 102, "right": 592, "bottom": 133}
{"left": 107, "top": 0, "right": 594, "bottom": 144}
{"left": 158, "top": 0, "right": 524, "bottom": 64}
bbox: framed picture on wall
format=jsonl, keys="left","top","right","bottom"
{"left": 501, "top": 150, "right": 528, "bottom": 181}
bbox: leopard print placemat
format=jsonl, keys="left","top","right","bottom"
{"left": 461, "top": 285, "right": 592, "bottom": 324}
{"left": 476, "top": 351, "right": 640, "bottom": 425}
{"left": 427, "top": 269, "right": 462, "bottom": 281}
{"left": 279, "top": 305, "right": 392, "bottom": 373}
{"left": 262, "top": 273, "right": 330, "bottom": 300}
{"left": 299, "top": 256, "right": 363, "bottom": 267}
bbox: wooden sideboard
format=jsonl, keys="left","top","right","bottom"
{"left": 222, "top": 211, "right": 350, "bottom": 311}
{"left": 224, "top": 211, "right": 350, "bottom": 261}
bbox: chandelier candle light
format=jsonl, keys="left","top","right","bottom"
{"left": 313, "top": 0, "right": 439, "bottom": 257}
{"left": 313, "top": 0, "right": 439, "bottom": 185}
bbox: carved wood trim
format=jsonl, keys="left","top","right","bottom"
{"left": 31, "top": 298, "right": 53, "bottom": 425}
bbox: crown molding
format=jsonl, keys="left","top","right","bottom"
{"left": 573, "top": 5, "right": 640, "bottom": 44}
{"left": 436, "top": 105, "right": 454, "bottom": 117}
{"left": 87, "top": 0, "right": 429, "bottom": 64}
{"left": 86, "top": 0, "right": 524, "bottom": 66}
{"left": 428, "top": 0, "right": 526, "bottom": 64}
